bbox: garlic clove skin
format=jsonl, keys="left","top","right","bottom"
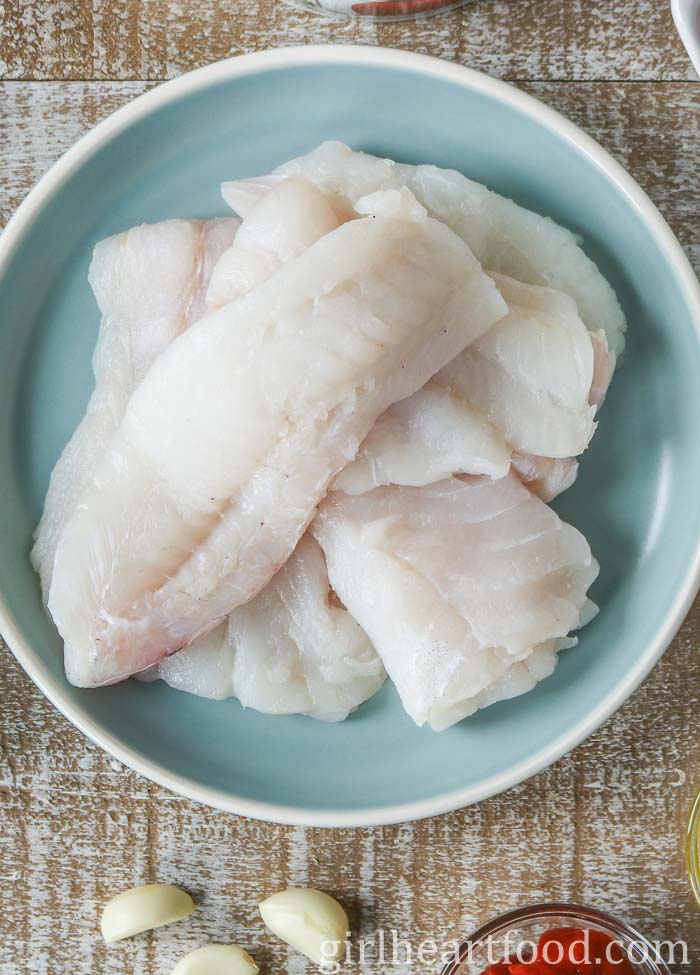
{"left": 100, "top": 883, "right": 195, "bottom": 943}
{"left": 171, "top": 944, "right": 259, "bottom": 975}
{"left": 259, "top": 887, "right": 348, "bottom": 966}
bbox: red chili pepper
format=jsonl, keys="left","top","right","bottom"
{"left": 351, "top": 0, "right": 454, "bottom": 15}
{"left": 509, "top": 963, "right": 565, "bottom": 975}
{"left": 477, "top": 925, "right": 639, "bottom": 975}
{"left": 588, "top": 929, "right": 637, "bottom": 975}
{"left": 537, "top": 927, "right": 593, "bottom": 973}
{"left": 598, "top": 944, "right": 637, "bottom": 975}
{"left": 599, "top": 959, "right": 636, "bottom": 975}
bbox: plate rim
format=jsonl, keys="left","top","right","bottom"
{"left": 2, "top": 44, "right": 700, "bottom": 827}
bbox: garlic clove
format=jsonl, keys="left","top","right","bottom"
{"left": 171, "top": 944, "right": 259, "bottom": 975}
{"left": 259, "top": 887, "right": 348, "bottom": 966}
{"left": 100, "top": 883, "right": 194, "bottom": 943}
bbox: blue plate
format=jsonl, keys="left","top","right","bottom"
{"left": 2, "top": 47, "right": 699, "bottom": 826}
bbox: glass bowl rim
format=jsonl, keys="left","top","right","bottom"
{"left": 440, "top": 902, "right": 671, "bottom": 975}
{"left": 282, "top": 0, "right": 470, "bottom": 23}
{"left": 688, "top": 789, "right": 700, "bottom": 906}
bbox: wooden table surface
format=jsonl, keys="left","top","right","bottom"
{"left": 1, "top": 2, "right": 699, "bottom": 973}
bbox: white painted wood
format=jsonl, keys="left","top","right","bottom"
{"left": 1, "top": 11, "right": 699, "bottom": 971}
{"left": 0, "top": 0, "right": 696, "bottom": 83}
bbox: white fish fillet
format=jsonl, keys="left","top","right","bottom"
{"left": 37, "top": 205, "right": 380, "bottom": 716}
{"left": 49, "top": 188, "right": 507, "bottom": 687}
{"left": 170, "top": 180, "right": 381, "bottom": 717}
{"left": 334, "top": 382, "right": 511, "bottom": 494}
{"left": 465, "top": 600, "right": 598, "bottom": 723}
{"left": 222, "top": 174, "right": 286, "bottom": 218}
{"left": 223, "top": 177, "right": 600, "bottom": 485}
{"left": 31, "top": 217, "right": 239, "bottom": 602}
{"left": 224, "top": 141, "right": 626, "bottom": 358}
{"left": 511, "top": 453, "right": 580, "bottom": 502}
{"left": 589, "top": 329, "right": 615, "bottom": 409}
{"left": 337, "top": 272, "right": 599, "bottom": 493}
{"left": 313, "top": 474, "right": 598, "bottom": 730}
{"left": 439, "top": 274, "right": 597, "bottom": 458}
{"left": 148, "top": 535, "right": 385, "bottom": 721}
{"left": 216, "top": 179, "right": 506, "bottom": 494}
{"left": 207, "top": 177, "right": 339, "bottom": 308}
{"left": 224, "top": 163, "right": 613, "bottom": 492}
{"left": 506, "top": 326, "right": 612, "bottom": 499}
{"left": 412, "top": 637, "right": 575, "bottom": 730}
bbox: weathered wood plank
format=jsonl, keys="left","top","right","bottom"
{"left": 0, "top": 0, "right": 696, "bottom": 83}
{"left": 0, "top": 81, "right": 151, "bottom": 228}
{"left": 2, "top": 606, "right": 699, "bottom": 975}
{"left": 2, "top": 80, "right": 699, "bottom": 248}
{"left": 1, "top": 74, "right": 700, "bottom": 975}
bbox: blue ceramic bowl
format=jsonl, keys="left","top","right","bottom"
{"left": 2, "top": 47, "right": 699, "bottom": 826}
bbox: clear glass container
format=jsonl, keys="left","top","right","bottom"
{"left": 283, "top": 0, "right": 469, "bottom": 22}
{"left": 688, "top": 789, "right": 700, "bottom": 906}
{"left": 440, "top": 903, "right": 671, "bottom": 975}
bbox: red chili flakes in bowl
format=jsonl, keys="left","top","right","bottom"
{"left": 480, "top": 927, "right": 638, "bottom": 975}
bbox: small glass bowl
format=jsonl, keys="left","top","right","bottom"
{"left": 688, "top": 789, "right": 700, "bottom": 906}
{"left": 440, "top": 903, "right": 671, "bottom": 975}
{"left": 283, "top": 0, "right": 469, "bottom": 22}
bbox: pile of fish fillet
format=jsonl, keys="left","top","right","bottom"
{"left": 32, "top": 142, "right": 625, "bottom": 732}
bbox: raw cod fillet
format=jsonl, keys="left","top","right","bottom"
{"left": 511, "top": 453, "right": 579, "bottom": 503}
{"left": 313, "top": 474, "right": 599, "bottom": 730}
{"left": 216, "top": 178, "right": 509, "bottom": 494}
{"left": 335, "top": 273, "right": 605, "bottom": 494}
{"left": 223, "top": 175, "right": 609, "bottom": 495}
{"left": 171, "top": 177, "right": 382, "bottom": 717}
{"left": 224, "top": 140, "right": 626, "bottom": 357}
{"left": 438, "top": 273, "right": 599, "bottom": 458}
{"left": 333, "top": 382, "right": 511, "bottom": 494}
{"left": 215, "top": 177, "right": 513, "bottom": 497}
{"left": 218, "top": 181, "right": 587, "bottom": 494}
{"left": 224, "top": 157, "right": 616, "bottom": 497}
{"left": 207, "top": 177, "right": 340, "bottom": 308}
{"left": 31, "top": 217, "right": 240, "bottom": 602}
{"left": 589, "top": 329, "right": 615, "bottom": 409}
{"left": 36, "top": 204, "right": 382, "bottom": 717}
{"left": 49, "top": 188, "right": 507, "bottom": 687}
{"left": 146, "top": 535, "right": 385, "bottom": 721}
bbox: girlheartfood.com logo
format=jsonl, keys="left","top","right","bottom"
{"left": 315, "top": 928, "right": 690, "bottom": 972}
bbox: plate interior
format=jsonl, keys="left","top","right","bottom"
{"left": 2, "top": 58, "right": 699, "bottom": 820}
